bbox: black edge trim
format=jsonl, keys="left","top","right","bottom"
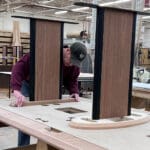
{"left": 11, "top": 16, "right": 78, "bottom": 24}
{"left": 92, "top": 8, "right": 105, "bottom": 120}
{"left": 30, "top": 19, "right": 36, "bottom": 101}
{"left": 59, "top": 23, "right": 64, "bottom": 99}
{"left": 128, "top": 13, "right": 137, "bottom": 115}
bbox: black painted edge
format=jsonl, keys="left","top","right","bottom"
{"left": 92, "top": 8, "right": 105, "bottom": 120}
{"left": 128, "top": 13, "right": 137, "bottom": 115}
{"left": 59, "top": 23, "right": 64, "bottom": 99}
{"left": 29, "top": 19, "right": 36, "bottom": 101}
{"left": 11, "top": 16, "right": 78, "bottom": 24}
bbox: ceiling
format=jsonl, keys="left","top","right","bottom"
{"left": 0, "top": 0, "right": 149, "bottom": 22}
{"left": 0, "top": 0, "right": 134, "bottom": 22}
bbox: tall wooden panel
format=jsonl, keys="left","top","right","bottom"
{"left": 35, "top": 20, "right": 61, "bottom": 100}
{"left": 100, "top": 10, "right": 134, "bottom": 118}
{"left": 92, "top": 8, "right": 136, "bottom": 119}
{"left": 30, "top": 19, "right": 63, "bottom": 101}
{"left": 74, "top": 2, "right": 139, "bottom": 119}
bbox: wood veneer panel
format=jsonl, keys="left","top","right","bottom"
{"left": 35, "top": 20, "right": 61, "bottom": 100}
{"left": 100, "top": 9, "right": 134, "bottom": 118}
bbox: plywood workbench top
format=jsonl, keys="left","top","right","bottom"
{"left": 0, "top": 97, "right": 150, "bottom": 150}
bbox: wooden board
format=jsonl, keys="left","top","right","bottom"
{"left": 93, "top": 8, "right": 135, "bottom": 119}
{"left": 0, "top": 107, "right": 106, "bottom": 150}
{"left": 6, "top": 144, "right": 36, "bottom": 150}
{"left": 34, "top": 20, "right": 62, "bottom": 100}
{"left": 132, "top": 88, "right": 150, "bottom": 111}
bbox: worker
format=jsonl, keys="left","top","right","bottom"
{"left": 79, "top": 30, "right": 92, "bottom": 73}
{"left": 80, "top": 30, "right": 88, "bottom": 41}
{"left": 10, "top": 42, "right": 87, "bottom": 146}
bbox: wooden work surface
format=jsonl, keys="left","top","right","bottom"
{"left": 133, "top": 82, "right": 150, "bottom": 99}
{"left": 0, "top": 98, "right": 150, "bottom": 150}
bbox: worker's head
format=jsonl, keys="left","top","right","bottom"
{"left": 63, "top": 42, "right": 87, "bottom": 67}
{"left": 80, "top": 30, "right": 88, "bottom": 40}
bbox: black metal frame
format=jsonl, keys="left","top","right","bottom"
{"left": 92, "top": 8, "right": 105, "bottom": 120}
{"left": 128, "top": 14, "right": 137, "bottom": 115}
{"left": 30, "top": 19, "right": 36, "bottom": 101}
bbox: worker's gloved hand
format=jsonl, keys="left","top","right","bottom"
{"left": 12, "top": 90, "right": 26, "bottom": 107}
{"left": 70, "top": 93, "right": 79, "bottom": 102}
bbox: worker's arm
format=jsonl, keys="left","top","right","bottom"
{"left": 68, "top": 66, "right": 80, "bottom": 101}
{"left": 11, "top": 90, "right": 26, "bottom": 107}
{"left": 10, "top": 54, "right": 30, "bottom": 107}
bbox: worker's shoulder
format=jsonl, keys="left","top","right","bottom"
{"left": 24, "top": 53, "right": 30, "bottom": 58}
{"left": 71, "top": 65, "right": 80, "bottom": 75}
{"left": 21, "top": 53, "right": 30, "bottom": 61}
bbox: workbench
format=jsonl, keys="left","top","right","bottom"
{"left": 0, "top": 71, "right": 11, "bottom": 98}
{"left": 78, "top": 74, "right": 150, "bottom": 111}
{"left": 132, "top": 82, "right": 150, "bottom": 110}
{"left": 78, "top": 73, "right": 93, "bottom": 82}
{"left": 0, "top": 97, "right": 149, "bottom": 150}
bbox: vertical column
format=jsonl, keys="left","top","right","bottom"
{"left": 30, "top": 19, "right": 63, "bottom": 101}
{"left": 93, "top": 8, "right": 136, "bottom": 119}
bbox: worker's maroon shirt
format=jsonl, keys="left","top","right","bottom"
{"left": 11, "top": 53, "right": 79, "bottom": 94}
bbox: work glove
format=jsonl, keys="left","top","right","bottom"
{"left": 11, "top": 90, "right": 26, "bottom": 107}
{"left": 70, "top": 93, "right": 79, "bottom": 102}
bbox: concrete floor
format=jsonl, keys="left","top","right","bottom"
{"left": 0, "top": 127, "right": 37, "bottom": 150}
{"left": 0, "top": 127, "right": 18, "bottom": 149}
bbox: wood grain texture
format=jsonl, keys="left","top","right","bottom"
{"left": 0, "top": 108, "right": 106, "bottom": 150}
{"left": 100, "top": 9, "right": 134, "bottom": 118}
{"left": 6, "top": 144, "right": 36, "bottom": 150}
{"left": 36, "top": 140, "right": 48, "bottom": 150}
{"left": 6, "top": 144, "right": 59, "bottom": 150}
{"left": 11, "top": 98, "right": 75, "bottom": 107}
{"left": 132, "top": 88, "right": 150, "bottom": 99}
{"left": 35, "top": 20, "right": 61, "bottom": 100}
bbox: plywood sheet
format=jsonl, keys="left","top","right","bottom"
{"left": 0, "top": 105, "right": 105, "bottom": 150}
{"left": 0, "top": 98, "right": 149, "bottom": 150}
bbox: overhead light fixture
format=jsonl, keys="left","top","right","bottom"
{"left": 144, "top": 7, "right": 150, "bottom": 11}
{"left": 14, "top": 10, "right": 33, "bottom": 14}
{"left": 55, "top": 11, "right": 68, "bottom": 15}
{"left": 72, "top": 7, "right": 89, "bottom": 12}
{"left": 39, "top": 0, "right": 54, "bottom": 4}
{"left": 142, "top": 16, "right": 150, "bottom": 19}
{"left": 100, "top": 0, "right": 131, "bottom": 6}
{"left": 86, "top": 16, "right": 92, "bottom": 19}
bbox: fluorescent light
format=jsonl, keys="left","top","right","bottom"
{"left": 72, "top": 7, "right": 89, "bottom": 12}
{"left": 100, "top": 0, "right": 131, "bottom": 6}
{"left": 142, "top": 16, "right": 150, "bottom": 19}
{"left": 55, "top": 11, "right": 68, "bottom": 15}
{"left": 15, "top": 10, "right": 33, "bottom": 14}
{"left": 144, "top": 7, "right": 150, "bottom": 11}
{"left": 39, "top": 0, "right": 54, "bottom": 4}
{"left": 86, "top": 16, "right": 92, "bottom": 19}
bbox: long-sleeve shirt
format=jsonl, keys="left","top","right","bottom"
{"left": 11, "top": 53, "right": 30, "bottom": 91}
{"left": 11, "top": 53, "right": 79, "bottom": 94}
{"left": 63, "top": 65, "right": 79, "bottom": 94}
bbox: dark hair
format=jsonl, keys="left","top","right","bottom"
{"left": 63, "top": 45, "right": 69, "bottom": 48}
{"left": 80, "top": 30, "right": 87, "bottom": 38}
